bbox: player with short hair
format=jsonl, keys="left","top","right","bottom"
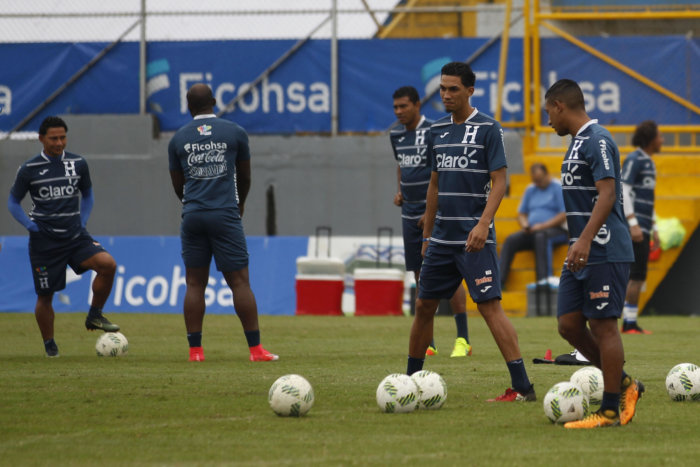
{"left": 169, "top": 83, "right": 277, "bottom": 362}
{"left": 620, "top": 120, "right": 661, "bottom": 334}
{"left": 390, "top": 85, "right": 471, "bottom": 358}
{"left": 8, "top": 116, "right": 119, "bottom": 357}
{"left": 544, "top": 79, "right": 644, "bottom": 428}
{"left": 406, "top": 62, "right": 535, "bottom": 402}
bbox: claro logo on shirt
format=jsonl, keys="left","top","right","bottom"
{"left": 38, "top": 180, "right": 79, "bottom": 199}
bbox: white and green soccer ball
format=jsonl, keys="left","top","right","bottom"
{"left": 411, "top": 370, "right": 447, "bottom": 410}
{"left": 665, "top": 363, "right": 700, "bottom": 401}
{"left": 543, "top": 381, "right": 589, "bottom": 424}
{"left": 570, "top": 366, "right": 604, "bottom": 406}
{"left": 268, "top": 374, "right": 315, "bottom": 417}
{"left": 95, "top": 332, "right": 128, "bottom": 357}
{"left": 376, "top": 374, "right": 419, "bottom": 413}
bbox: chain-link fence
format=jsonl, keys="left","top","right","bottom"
{"left": 0, "top": 0, "right": 515, "bottom": 138}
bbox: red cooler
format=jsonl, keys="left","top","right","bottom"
{"left": 295, "top": 257, "right": 345, "bottom": 316}
{"left": 354, "top": 268, "right": 405, "bottom": 316}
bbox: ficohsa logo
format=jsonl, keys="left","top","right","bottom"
{"left": 88, "top": 265, "right": 233, "bottom": 308}
{"left": 179, "top": 73, "right": 329, "bottom": 115}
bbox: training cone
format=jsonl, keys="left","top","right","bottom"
{"left": 544, "top": 349, "right": 552, "bottom": 360}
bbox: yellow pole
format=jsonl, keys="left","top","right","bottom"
{"left": 495, "top": 0, "right": 512, "bottom": 122}
{"left": 522, "top": 0, "right": 533, "bottom": 154}
{"left": 532, "top": 0, "right": 542, "bottom": 152}
{"left": 537, "top": 10, "right": 700, "bottom": 21}
{"left": 540, "top": 20, "right": 700, "bottom": 117}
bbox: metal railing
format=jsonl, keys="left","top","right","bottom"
{"left": 1, "top": 0, "right": 699, "bottom": 149}
{"left": 526, "top": 0, "right": 700, "bottom": 155}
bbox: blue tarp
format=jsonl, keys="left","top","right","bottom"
{"left": 0, "top": 236, "right": 308, "bottom": 315}
{"left": 0, "top": 37, "right": 698, "bottom": 133}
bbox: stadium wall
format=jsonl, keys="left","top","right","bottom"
{"left": 0, "top": 115, "right": 524, "bottom": 237}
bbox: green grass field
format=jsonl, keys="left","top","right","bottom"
{"left": 1, "top": 313, "right": 699, "bottom": 466}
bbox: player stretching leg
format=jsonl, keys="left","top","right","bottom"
{"left": 544, "top": 79, "right": 643, "bottom": 428}
{"left": 405, "top": 62, "right": 534, "bottom": 401}
{"left": 390, "top": 86, "right": 471, "bottom": 358}
{"left": 169, "top": 83, "right": 277, "bottom": 363}
{"left": 621, "top": 121, "right": 661, "bottom": 334}
{"left": 8, "top": 116, "right": 119, "bottom": 357}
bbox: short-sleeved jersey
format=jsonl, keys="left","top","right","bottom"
{"left": 621, "top": 149, "right": 656, "bottom": 234}
{"left": 428, "top": 108, "right": 507, "bottom": 246}
{"left": 389, "top": 116, "right": 432, "bottom": 219}
{"left": 168, "top": 115, "right": 251, "bottom": 215}
{"left": 518, "top": 180, "right": 566, "bottom": 226}
{"left": 560, "top": 120, "right": 633, "bottom": 264}
{"left": 10, "top": 151, "right": 91, "bottom": 240}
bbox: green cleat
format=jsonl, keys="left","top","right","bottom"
{"left": 450, "top": 337, "right": 472, "bottom": 358}
{"left": 85, "top": 314, "right": 120, "bottom": 332}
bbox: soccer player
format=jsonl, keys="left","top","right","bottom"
{"left": 620, "top": 121, "right": 661, "bottom": 334}
{"left": 168, "top": 83, "right": 278, "bottom": 362}
{"left": 8, "top": 116, "right": 119, "bottom": 357}
{"left": 390, "top": 86, "right": 471, "bottom": 358}
{"left": 406, "top": 62, "right": 535, "bottom": 402}
{"left": 544, "top": 79, "right": 644, "bottom": 428}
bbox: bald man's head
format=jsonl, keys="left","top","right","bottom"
{"left": 187, "top": 83, "right": 216, "bottom": 117}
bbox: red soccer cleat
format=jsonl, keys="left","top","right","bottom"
{"left": 621, "top": 323, "right": 652, "bottom": 335}
{"left": 189, "top": 346, "right": 205, "bottom": 362}
{"left": 249, "top": 345, "right": 279, "bottom": 362}
{"left": 487, "top": 386, "right": 537, "bottom": 402}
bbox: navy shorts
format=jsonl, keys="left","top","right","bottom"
{"left": 629, "top": 233, "right": 650, "bottom": 281}
{"left": 28, "top": 229, "right": 106, "bottom": 295}
{"left": 557, "top": 262, "right": 630, "bottom": 319}
{"left": 401, "top": 215, "right": 424, "bottom": 272}
{"left": 181, "top": 208, "right": 249, "bottom": 272}
{"left": 418, "top": 242, "right": 501, "bottom": 303}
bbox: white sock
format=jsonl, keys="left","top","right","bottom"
{"left": 622, "top": 303, "right": 638, "bottom": 323}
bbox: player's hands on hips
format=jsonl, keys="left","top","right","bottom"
{"left": 417, "top": 214, "right": 425, "bottom": 229}
{"left": 465, "top": 222, "right": 488, "bottom": 252}
{"left": 393, "top": 192, "right": 403, "bottom": 206}
{"left": 27, "top": 222, "right": 39, "bottom": 233}
{"left": 630, "top": 224, "right": 643, "bottom": 243}
{"left": 565, "top": 239, "right": 590, "bottom": 272}
{"left": 239, "top": 203, "right": 245, "bottom": 217}
{"left": 421, "top": 240, "right": 429, "bottom": 258}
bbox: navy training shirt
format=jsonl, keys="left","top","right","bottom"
{"left": 168, "top": 115, "right": 251, "bottom": 215}
{"left": 427, "top": 108, "right": 508, "bottom": 246}
{"left": 621, "top": 149, "right": 656, "bottom": 234}
{"left": 389, "top": 115, "right": 433, "bottom": 220}
{"left": 10, "top": 151, "right": 91, "bottom": 240}
{"left": 560, "top": 120, "right": 633, "bottom": 264}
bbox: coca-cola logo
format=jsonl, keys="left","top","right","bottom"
{"left": 187, "top": 150, "right": 226, "bottom": 166}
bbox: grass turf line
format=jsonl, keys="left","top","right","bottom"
{"left": 0, "top": 314, "right": 698, "bottom": 466}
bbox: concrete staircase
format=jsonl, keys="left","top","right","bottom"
{"left": 465, "top": 154, "right": 700, "bottom": 317}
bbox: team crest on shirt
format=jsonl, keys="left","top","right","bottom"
{"left": 197, "top": 124, "right": 212, "bottom": 136}
{"left": 63, "top": 160, "right": 77, "bottom": 177}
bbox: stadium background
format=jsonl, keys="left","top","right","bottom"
{"left": 1, "top": 0, "right": 699, "bottom": 317}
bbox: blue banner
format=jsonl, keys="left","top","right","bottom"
{"left": 0, "top": 42, "right": 138, "bottom": 133}
{"left": 0, "top": 37, "right": 698, "bottom": 133}
{"left": 0, "top": 236, "right": 307, "bottom": 315}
